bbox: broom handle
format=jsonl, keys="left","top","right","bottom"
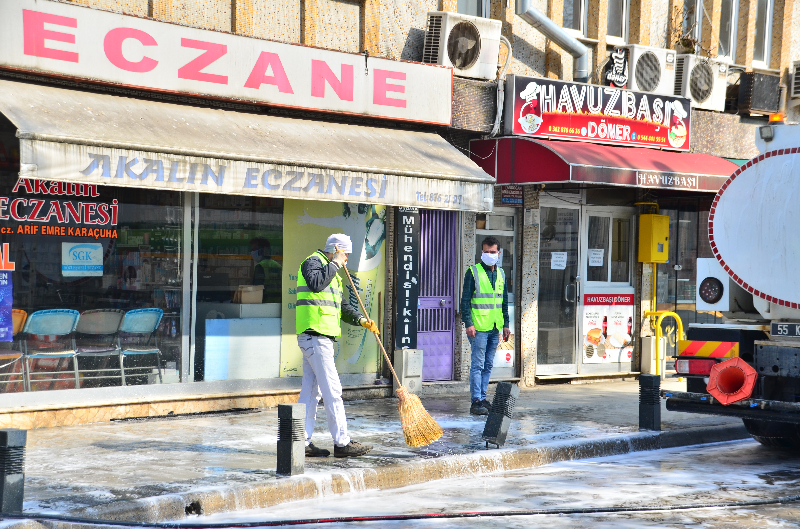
{"left": 338, "top": 251, "right": 401, "bottom": 387}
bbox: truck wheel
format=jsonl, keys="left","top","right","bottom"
{"left": 742, "top": 419, "right": 800, "bottom": 448}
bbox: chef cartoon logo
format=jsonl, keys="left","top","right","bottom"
{"left": 518, "top": 82, "right": 544, "bottom": 134}
{"left": 667, "top": 100, "right": 689, "bottom": 148}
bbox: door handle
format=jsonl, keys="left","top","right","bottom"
{"left": 564, "top": 283, "right": 576, "bottom": 303}
{"left": 439, "top": 299, "right": 446, "bottom": 307}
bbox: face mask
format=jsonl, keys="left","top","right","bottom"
{"left": 481, "top": 252, "right": 499, "bottom": 266}
{"left": 251, "top": 250, "right": 261, "bottom": 263}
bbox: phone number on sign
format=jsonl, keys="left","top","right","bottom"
{"left": 415, "top": 192, "right": 462, "bottom": 205}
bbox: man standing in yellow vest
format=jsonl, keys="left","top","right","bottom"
{"left": 296, "top": 233, "right": 379, "bottom": 458}
{"left": 461, "top": 236, "right": 510, "bottom": 416}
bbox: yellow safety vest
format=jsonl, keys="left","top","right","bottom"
{"left": 469, "top": 264, "right": 505, "bottom": 332}
{"left": 295, "top": 251, "right": 343, "bottom": 337}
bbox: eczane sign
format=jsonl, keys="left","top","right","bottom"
{"left": 0, "top": 0, "right": 452, "bottom": 125}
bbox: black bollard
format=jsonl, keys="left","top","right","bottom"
{"left": 482, "top": 382, "right": 521, "bottom": 448}
{"left": 0, "top": 429, "right": 25, "bottom": 513}
{"left": 277, "top": 404, "right": 305, "bottom": 476}
{"left": 639, "top": 374, "right": 661, "bottom": 431}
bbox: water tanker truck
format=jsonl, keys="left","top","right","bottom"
{"left": 663, "top": 119, "right": 800, "bottom": 447}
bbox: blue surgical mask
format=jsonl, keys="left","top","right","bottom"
{"left": 251, "top": 250, "right": 261, "bottom": 262}
{"left": 481, "top": 252, "right": 499, "bottom": 266}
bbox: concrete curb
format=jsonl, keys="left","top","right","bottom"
{"left": 15, "top": 424, "right": 749, "bottom": 527}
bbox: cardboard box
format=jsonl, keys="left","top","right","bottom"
{"left": 233, "top": 285, "right": 264, "bottom": 303}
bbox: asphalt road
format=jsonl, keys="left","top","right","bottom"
{"left": 194, "top": 439, "right": 800, "bottom": 528}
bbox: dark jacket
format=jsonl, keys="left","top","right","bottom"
{"left": 460, "top": 262, "right": 510, "bottom": 330}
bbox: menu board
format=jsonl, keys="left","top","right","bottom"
{"left": 582, "top": 293, "right": 634, "bottom": 363}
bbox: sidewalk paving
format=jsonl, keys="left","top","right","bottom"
{"left": 21, "top": 379, "right": 746, "bottom": 522}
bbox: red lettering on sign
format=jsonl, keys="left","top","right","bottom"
{"left": 104, "top": 28, "right": 158, "bottom": 73}
{"left": 311, "top": 60, "right": 353, "bottom": 101}
{"left": 11, "top": 180, "right": 32, "bottom": 194}
{"left": 10, "top": 199, "right": 27, "bottom": 221}
{"left": 244, "top": 52, "right": 294, "bottom": 93}
{"left": 373, "top": 69, "right": 406, "bottom": 108}
{"left": 178, "top": 39, "right": 228, "bottom": 85}
{"left": 23, "top": 10, "right": 79, "bottom": 63}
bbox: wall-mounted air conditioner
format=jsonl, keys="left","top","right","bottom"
{"left": 791, "top": 61, "right": 800, "bottom": 100}
{"left": 674, "top": 55, "right": 727, "bottom": 112}
{"left": 422, "top": 12, "right": 502, "bottom": 81}
{"left": 738, "top": 72, "right": 781, "bottom": 115}
{"left": 622, "top": 44, "right": 677, "bottom": 96}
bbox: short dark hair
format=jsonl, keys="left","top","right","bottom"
{"left": 249, "top": 237, "right": 271, "bottom": 256}
{"left": 481, "top": 236, "right": 500, "bottom": 251}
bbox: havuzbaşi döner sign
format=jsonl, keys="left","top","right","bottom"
{"left": 506, "top": 75, "right": 692, "bottom": 151}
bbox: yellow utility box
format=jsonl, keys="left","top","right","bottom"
{"left": 639, "top": 214, "right": 670, "bottom": 263}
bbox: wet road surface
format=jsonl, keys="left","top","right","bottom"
{"left": 195, "top": 440, "right": 800, "bottom": 528}
{"left": 25, "top": 379, "right": 739, "bottom": 514}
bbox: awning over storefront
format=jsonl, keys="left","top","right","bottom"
{"left": 470, "top": 137, "right": 738, "bottom": 192}
{"left": 0, "top": 79, "right": 494, "bottom": 212}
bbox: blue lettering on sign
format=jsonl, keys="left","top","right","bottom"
{"left": 62, "top": 243, "right": 104, "bottom": 277}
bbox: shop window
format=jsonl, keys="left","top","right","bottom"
{"left": 457, "top": 0, "right": 490, "bottom": 18}
{"left": 564, "top": 0, "right": 587, "bottom": 34}
{"left": 611, "top": 218, "right": 630, "bottom": 283}
{"left": 587, "top": 215, "right": 631, "bottom": 283}
{"left": 656, "top": 199, "right": 720, "bottom": 359}
{"left": 0, "top": 178, "right": 185, "bottom": 392}
{"left": 717, "top": 0, "right": 738, "bottom": 61}
{"left": 681, "top": 0, "right": 703, "bottom": 52}
{"left": 194, "top": 194, "right": 283, "bottom": 382}
{"left": 587, "top": 216, "right": 610, "bottom": 282}
{"left": 753, "top": 0, "right": 773, "bottom": 66}
{"left": 606, "top": 0, "right": 629, "bottom": 43}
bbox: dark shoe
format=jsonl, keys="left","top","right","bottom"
{"left": 470, "top": 401, "right": 488, "bottom": 415}
{"left": 334, "top": 440, "right": 373, "bottom": 458}
{"left": 305, "top": 442, "right": 330, "bottom": 457}
{"left": 481, "top": 399, "right": 493, "bottom": 413}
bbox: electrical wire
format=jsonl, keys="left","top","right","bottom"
{"left": 4, "top": 494, "right": 800, "bottom": 528}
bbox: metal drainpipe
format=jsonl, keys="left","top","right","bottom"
{"left": 515, "top": 0, "right": 590, "bottom": 83}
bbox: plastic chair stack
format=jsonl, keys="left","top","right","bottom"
{"left": 22, "top": 309, "right": 81, "bottom": 391}
{"left": 118, "top": 308, "right": 164, "bottom": 386}
{"left": 74, "top": 309, "right": 126, "bottom": 387}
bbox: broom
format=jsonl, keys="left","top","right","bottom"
{"left": 338, "top": 251, "right": 443, "bottom": 448}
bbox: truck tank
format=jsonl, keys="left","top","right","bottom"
{"left": 664, "top": 120, "right": 800, "bottom": 448}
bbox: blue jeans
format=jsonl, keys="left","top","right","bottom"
{"left": 468, "top": 329, "right": 499, "bottom": 403}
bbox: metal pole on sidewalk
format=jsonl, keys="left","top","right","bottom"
{"left": 277, "top": 404, "right": 305, "bottom": 476}
{"left": 0, "top": 429, "right": 26, "bottom": 512}
{"left": 639, "top": 375, "right": 661, "bottom": 431}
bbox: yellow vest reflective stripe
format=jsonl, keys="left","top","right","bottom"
{"left": 295, "top": 251, "right": 343, "bottom": 337}
{"left": 469, "top": 264, "right": 505, "bottom": 332}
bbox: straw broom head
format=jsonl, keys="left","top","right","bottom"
{"left": 334, "top": 252, "right": 442, "bottom": 448}
{"left": 396, "top": 385, "right": 443, "bottom": 447}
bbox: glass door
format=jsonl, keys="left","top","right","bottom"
{"left": 475, "top": 208, "right": 517, "bottom": 378}
{"left": 537, "top": 205, "right": 581, "bottom": 374}
{"left": 580, "top": 207, "right": 636, "bottom": 373}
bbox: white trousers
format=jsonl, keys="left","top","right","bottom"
{"left": 297, "top": 333, "right": 351, "bottom": 447}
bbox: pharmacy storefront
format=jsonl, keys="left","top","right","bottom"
{"left": 0, "top": 0, "right": 493, "bottom": 405}
{"left": 471, "top": 75, "right": 737, "bottom": 377}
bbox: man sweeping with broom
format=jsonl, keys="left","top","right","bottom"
{"left": 296, "top": 234, "right": 378, "bottom": 458}
{"left": 298, "top": 233, "right": 443, "bottom": 455}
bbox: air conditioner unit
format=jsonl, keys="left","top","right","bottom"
{"left": 622, "top": 45, "right": 677, "bottom": 96}
{"left": 674, "top": 55, "right": 727, "bottom": 112}
{"left": 791, "top": 61, "right": 800, "bottom": 99}
{"left": 422, "top": 11, "right": 502, "bottom": 81}
{"left": 738, "top": 72, "right": 781, "bottom": 114}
